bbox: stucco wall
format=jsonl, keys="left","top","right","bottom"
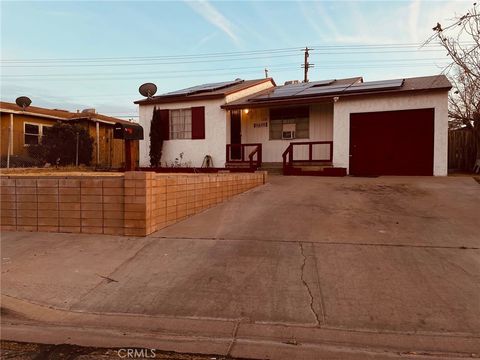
{"left": 332, "top": 91, "right": 449, "bottom": 176}
{"left": 139, "top": 99, "right": 226, "bottom": 168}
{"left": 138, "top": 80, "right": 275, "bottom": 168}
{"left": 238, "top": 103, "right": 333, "bottom": 163}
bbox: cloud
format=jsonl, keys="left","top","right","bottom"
{"left": 185, "top": 0, "right": 240, "bottom": 45}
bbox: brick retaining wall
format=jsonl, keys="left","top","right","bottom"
{"left": 0, "top": 171, "right": 266, "bottom": 237}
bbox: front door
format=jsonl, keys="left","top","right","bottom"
{"left": 230, "top": 110, "right": 242, "bottom": 159}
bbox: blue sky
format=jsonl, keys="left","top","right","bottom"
{"left": 0, "top": 0, "right": 471, "bottom": 120}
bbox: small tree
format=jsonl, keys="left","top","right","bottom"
{"left": 149, "top": 107, "right": 164, "bottom": 167}
{"left": 425, "top": 3, "right": 480, "bottom": 161}
{"left": 29, "top": 123, "right": 94, "bottom": 166}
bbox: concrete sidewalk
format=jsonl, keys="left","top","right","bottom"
{"left": 1, "top": 176, "right": 480, "bottom": 359}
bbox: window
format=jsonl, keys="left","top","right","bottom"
{"left": 169, "top": 108, "right": 192, "bottom": 139}
{"left": 24, "top": 123, "right": 51, "bottom": 145}
{"left": 269, "top": 106, "right": 309, "bottom": 140}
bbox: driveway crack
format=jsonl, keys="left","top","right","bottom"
{"left": 299, "top": 242, "right": 321, "bottom": 326}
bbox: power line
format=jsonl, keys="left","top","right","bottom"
{"left": 0, "top": 58, "right": 451, "bottom": 79}
{"left": 0, "top": 45, "right": 459, "bottom": 68}
{"left": 2, "top": 42, "right": 473, "bottom": 64}
{"left": 0, "top": 62, "right": 450, "bottom": 82}
{"left": 2, "top": 57, "right": 452, "bottom": 78}
{"left": 0, "top": 62, "right": 300, "bottom": 78}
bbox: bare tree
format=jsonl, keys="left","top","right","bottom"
{"left": 425, "top": 3, "right": 480, "bottom": 159}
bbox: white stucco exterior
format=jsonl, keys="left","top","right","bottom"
{"left": 332, "top": 91, "right": 449, "bottom": 176}
{"left": 139, "top": 98, "right": 227, "bottom": 167}
{"left": 138, "top": 80, "right": 449, "bottom": 175}
{"left": 138, "top": 80, "right": 275, "bottom": 167}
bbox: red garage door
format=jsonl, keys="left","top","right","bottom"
{"left": 349, "top": 108, "right": 434, "bottom": 176}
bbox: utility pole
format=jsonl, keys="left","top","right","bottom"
{"left": 301, "top": 46, "right": 314, "bottom": 83}
{"left": 264, "top": 68, "right": 269, "bottom": 78}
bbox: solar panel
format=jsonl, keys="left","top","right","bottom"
{"left": 252, "top": 87, "right": 304, "bottom": 101}
{"left": 249, "top": 78, "right": 405, "bottom": 103}
{"left": 164, "top": 79, "right": 244, "bottom": 96}
{"left": 251, "top": 80, "right": 335, "bottom": 101}
{"left": 343, "top": 79, "right": 404, "bottom": 93}
{"left": 298, "top": 84, "right": 350, "bottom": 96}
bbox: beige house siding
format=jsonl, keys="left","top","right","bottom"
{"left": 236, "top": 103, "right": 334, "bottom": 163}
{"left": 0, "top": 113, "right": 60, "bottom": 157}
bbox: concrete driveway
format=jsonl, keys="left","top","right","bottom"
{"left": 1, "top": 176, "right": 479, "bottom": 359}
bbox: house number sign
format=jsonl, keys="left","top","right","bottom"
{"left": 253, "top": 122, "right": 268, "bottom": 128}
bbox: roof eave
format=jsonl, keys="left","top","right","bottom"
{"left": 0, "top": 108, "right": 67, "bottom": 121}
{"left": 134, "top": 93, "right": 225, "bottom": 105}
{"left": 221, "top": 86, "right": 452, "bottom": 110}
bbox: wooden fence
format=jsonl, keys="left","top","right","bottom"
{"left": 448, "top": 129, "right": 478, "bottom": 171}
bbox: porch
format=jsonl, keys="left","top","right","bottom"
{"left": 225, "top": 141, "right": 346, "bottom": 176}
{"left": 224, "top": 104, "right": 345, "bottom": 176}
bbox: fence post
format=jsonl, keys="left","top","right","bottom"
{"left": 75, "top": 132, "right": 79, "bottom": 166}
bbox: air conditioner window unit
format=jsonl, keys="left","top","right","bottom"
{"left": 282, "top": 123, "right": 296, "bottom": 139}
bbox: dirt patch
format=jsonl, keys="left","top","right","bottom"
{"left": 0, "top": 167, "right": 123, "bottom": 177}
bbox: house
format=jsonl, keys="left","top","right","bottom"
{"left": 136, "top": 75, "right": 451, "bottom": 176}
{"left": 135, "top": 78, "right": 275, "bottom": 168}
{"left": 0, "top": 102, "right": 139, "bottom": 168}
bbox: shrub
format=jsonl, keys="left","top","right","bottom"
{"left": 28, "top": 123, "right": 94, "bottom": 166}
{"left": 149, "top": 107, "right": 164, "bottom": 167}
{"left": 0, "top": 154, "right": 42, "bottom": 168}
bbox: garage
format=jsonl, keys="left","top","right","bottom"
{"left": 349, "top": 108, "right": 435, "bottom": 176}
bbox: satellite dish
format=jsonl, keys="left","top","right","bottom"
{"left": 15, "top": 96, "right": 32, "bottom": 110}
{"left": 139, "top": 83, "right": 157, "bottom": 98}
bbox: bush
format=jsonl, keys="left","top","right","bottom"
{"left": 149, "top": 108, "right": 164, "bottom": 167}
{"left": 28, "top": 123, "right": 94, "bottom": 166}
{"left": 0, "top": 154, "right": 42, "bottom": 168}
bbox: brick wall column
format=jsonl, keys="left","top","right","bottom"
{"left": 124, "top": 171, "right": 152, "bottom": 236}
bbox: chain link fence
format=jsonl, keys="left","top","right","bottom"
{"left": 1, "top": 129, "right": 84, "bottom": 169}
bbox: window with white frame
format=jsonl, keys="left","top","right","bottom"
{"left": 169, "top": 108, "right": 192, "bottom": 139}
{"left": 24, "top": 123, "right": 51, "bottom": 145}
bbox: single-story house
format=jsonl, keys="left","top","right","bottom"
{"left": 0, "top": 102, "right": 139, "bottom": 168}
{"left": 136, "top": 75, "right": 451, "bottom": 176}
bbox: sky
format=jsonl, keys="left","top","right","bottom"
{"left": 0, "top": 0, "right": 472, "bottom": 121}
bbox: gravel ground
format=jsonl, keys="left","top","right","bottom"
{"left": 0, "top": 341, "right": 244, "bottom": 360}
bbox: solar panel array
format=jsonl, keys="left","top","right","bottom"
{"left": 251, "top": 78, "right": 404, "bottom": 102}
{"left": 164, "top": 79, "right": 244, "bottom": 97}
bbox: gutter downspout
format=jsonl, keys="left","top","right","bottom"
{"left": 96, "top": 121, "right": 100, "bottom": 165}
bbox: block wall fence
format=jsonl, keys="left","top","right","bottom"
{"left": 0, "top": 171, "right": 267, "bottom": 237}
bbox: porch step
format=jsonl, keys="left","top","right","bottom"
{"left": 285, "top": 167, "right": 347, "bottom": 177}
{"left": 226, "top": 162, "right": 254, "bottom": 169}
{"left": 259, "top": 162, "right": 283, "bottom": 175}
{"left": 293, "top": 161, "right": 333, "bottom": 167}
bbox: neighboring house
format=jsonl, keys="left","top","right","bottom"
{"left": 136, "top": 75, "right": 451, "bottom": 176}
{"left": 0, "top": 102, "right": 139, "bottom": 168}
